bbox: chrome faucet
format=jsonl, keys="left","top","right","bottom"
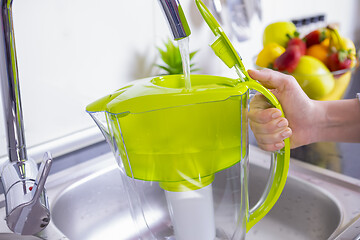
{"left": 157, "top": 0, "right": 191, "bottom": 40}
{"left": 0, "top": 0, "right": 186, "bottom": 236}
{"left": 0, "top": 0, "right": 52, "bottom": 235}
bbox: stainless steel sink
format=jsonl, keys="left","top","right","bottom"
{"left": 44, "top": 146, "right": 360, "bottom": 240}
{"left": 1, "top": 145, "right": 360, "bottom": 239}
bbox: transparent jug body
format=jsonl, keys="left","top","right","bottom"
{"left": 89, "top": 90, "right": 250, "bottom": 240}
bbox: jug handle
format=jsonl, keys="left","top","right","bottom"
{"left": 245, "top": 80, "right": 290, "bottom": 231}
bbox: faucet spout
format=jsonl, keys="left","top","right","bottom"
{"left": 0, "top": 0, "right": 27, "bottom": 163}
{"left": 158, "top": 0, "right": 191, "bottom": 40}
{"left": 0, "top": 0, "right": 52, "bottom": 235}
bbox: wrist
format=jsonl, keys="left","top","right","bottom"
{"left": 308, "top": 100, "right": 327, "bottom": 143}
{"left": 312, "top": 98, "right": 360, "bottom": 142}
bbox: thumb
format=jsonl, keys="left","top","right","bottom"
{"left": 248, "top": 68, "right": 295, "bottom": 92}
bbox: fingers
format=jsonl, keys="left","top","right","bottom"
{"left": 249, "top": 93, "right": 283, "bottom": 123}
{"left": 249, "top": 102, "right": 292, "bottom": 151}
{"left": 258, "top": 142, "right": 285, "bottom": 152}
{"left": 252, "top": 127, "right": 292, "bottom": 152}
{"left": 250, "top": 117, "right": 288, "bottom": 134}
{"left": 253, "top": 127, "right": 292, "bottom": 144}
{"left": 250, "top": 115, "right": 291, "bottom": 145}
{"left": 249, "top": 93, "right": 274, "bottom": 111}
{"left": 249, "top": 107, "right": 282, "bottom": 124}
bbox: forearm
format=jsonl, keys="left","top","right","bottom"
{"left": 313, "top": 98, "right": 360, "bottom": 143}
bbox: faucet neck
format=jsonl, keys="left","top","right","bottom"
{"left": 0, "top": 0, "right": 28, "bottom": 163}
{"left": 158, "top": 0, "right": 191, "bottom": 40}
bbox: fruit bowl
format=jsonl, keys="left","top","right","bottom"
{"left": 253, "top": 54, "right": 359, "bottom": 101}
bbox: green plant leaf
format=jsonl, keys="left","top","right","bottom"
{"left": 155, "top": 64, "right": 173, "bottom": 74}
{"left": 189, "top": 50, "right": 199, "bottom": 60}
{"left": 190, "top": 68, "right": 201, "bottom": 73}
{"left": 157, "top": 47, "right": 171, "bottom": 66}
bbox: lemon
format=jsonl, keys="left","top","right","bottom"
{"left": 342, "top": 37, "right": 356, "bottom": 54}
{"left": 342, "top": 37, "right": 357, "bottom": 66}
{"left": 256, "top": 43, "right": 286, "bottom": 68}
{"left": 263, "top": 22, "right": 297, "bottom": 47}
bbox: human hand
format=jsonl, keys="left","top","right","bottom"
{"left": 248, "top": 68, "right": 318, "bottom": 151}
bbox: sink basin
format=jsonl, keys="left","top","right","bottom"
{"left": 44, "top": 146, "right": 360, "bottom": 240}
{"left": 248, "top": 165, "right": 340, "bottom": 240}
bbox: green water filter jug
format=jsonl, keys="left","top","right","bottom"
{"left": 86, "top": 1, "right": 290, "bottom": 239}
{"left": 87, "top": 74, "right": 289, "bottom": 239}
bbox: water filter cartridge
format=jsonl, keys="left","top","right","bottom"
{"left": 165, "top": 184, "right": 216, "bottom": 240}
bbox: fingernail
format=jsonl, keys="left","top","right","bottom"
{"left": 275, "top": 142, "right": 284, "bottom": 148}
{"left": 281, "top": 129, "right": 292, "bottom": 138}
{"left": 277, "top": 119, "right": 287, "bottom": 128}
{"left": 272, "top": 111, "right": 282, "bottom": 119}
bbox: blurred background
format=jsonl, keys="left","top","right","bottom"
{"left": 0, "top": 0, "right": 359, "bottom": 176}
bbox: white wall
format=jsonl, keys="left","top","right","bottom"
{"left": 0, "top": 0, "right": 358, "bottom": 159}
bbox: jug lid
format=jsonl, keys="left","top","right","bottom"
{"left": 195, "top": 0, "right": 254, "bottom": 83}
{"left": 86, "top": 74, "right": 248, "bottom": 114}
